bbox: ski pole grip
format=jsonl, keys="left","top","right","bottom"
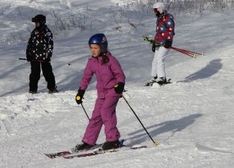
{"left": 19, "top": 58, "right": 27, "bottom": 60}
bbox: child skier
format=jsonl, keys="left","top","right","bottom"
{"left": 26, "top": 14, "right": 58, "bottom": 93}
{"left": 74, "top": 33, "right": 126, "bottom": 151}
{"left": 145, "top": 2, "right": 175, "bottom": 86}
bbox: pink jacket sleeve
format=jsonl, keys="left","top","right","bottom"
{"left": 79, "top": 59, "right": 94, "bottom": 90}
{"left": 109, "top": 55, "right": 125, "bottom": 84}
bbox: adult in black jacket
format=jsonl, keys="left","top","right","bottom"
{"left": 26, "top": 14, "right": 58, "bottom": 94}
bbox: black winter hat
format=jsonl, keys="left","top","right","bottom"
{"left": 32, "top": 14, "right": 46, "bottom": 24}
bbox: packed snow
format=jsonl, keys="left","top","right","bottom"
{"left": 1, "top": 0, "right": 234, "bottom": 167}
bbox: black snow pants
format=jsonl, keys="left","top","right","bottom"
{"left": 29, "top": 61, "right": 56, "bottom": 92}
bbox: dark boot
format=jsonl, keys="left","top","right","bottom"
{"left": 72, "top": 142, "right": 94, "bottom": 152}
{"left": 156, "top": 77, "right": 167, "bottom": 85}
{"left": 145, "top": 76, "right": 157, "bottom": 86}
{"left": 48, "top": 87, "right": 59, "bottom": 94}
{"left": 101, "top": 140, "right": 120, "bottom": 150}
{"left": 29, "top": 90, "right": 37, "bottom": 94}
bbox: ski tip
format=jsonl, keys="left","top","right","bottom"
{"left": 45, "top": 153, "right": 57, "bottom": 159}
{"left": 44, "top": 151, "right": 72, "bottom": 159}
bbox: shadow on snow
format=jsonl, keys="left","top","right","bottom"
{"left": 127, "top": 113, "right": 202, "bottom": 145}
{"left": 183, "top": 59, "right": 222, "bottom": 82}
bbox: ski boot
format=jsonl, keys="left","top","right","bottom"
{"left": 145, "top": 76, "right": 157, "bottom": 86}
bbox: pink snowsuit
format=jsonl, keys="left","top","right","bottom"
{"left": 79, "top": 51, "right": 126, "bottom": 145}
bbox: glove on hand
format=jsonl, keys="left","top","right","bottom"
{"left": 152, "top": 42, "right": 161, "bottom": 52}
{"left": 164, "top": 40, "right": 172, "bottom": 48}
{"left": 114, "top": 82, "right": 125, "bottom": 94}
{"left": 152, "top": 43, "right": 156, "bottom": 52}
{"left": 26, "top": 55, "right": 32, "bottom": 62}
{"left": 26, "top": 49, "right": 32, "bottom": 62}
{"left": 44, "top": 53, "right": 52, "bottom": 63}
{"left": 75, "top": 88, "right": 85, "bottom": 105}
{"left": 44, "top": 57, "right": 51, "bottom": 63}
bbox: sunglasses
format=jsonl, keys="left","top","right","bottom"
{"left": 153, "top": 8, "right": 158, "bottom": 13}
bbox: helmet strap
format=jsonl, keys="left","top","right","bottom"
{"left": 36, "top": 24, "right": 46, "bottom": 32}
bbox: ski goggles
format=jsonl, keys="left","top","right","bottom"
{"left": 153, "top": 8, "right": 158, "bottom": 13}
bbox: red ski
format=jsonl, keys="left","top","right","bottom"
{"left": 63, "top": 145, "right": 147, "bottom": 159}
{"left": 45, "top": 151, "right": 71, "bottom": 159}
{"left": 45, "top": 139, "right": 147, "bottom": 159}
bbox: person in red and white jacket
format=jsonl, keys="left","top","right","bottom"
{"left": 145, "top": 2, "right": 175, "bottom": 86}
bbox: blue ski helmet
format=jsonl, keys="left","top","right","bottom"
{"left": 88, "top": 33, "right": 108, "bottom": 53}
